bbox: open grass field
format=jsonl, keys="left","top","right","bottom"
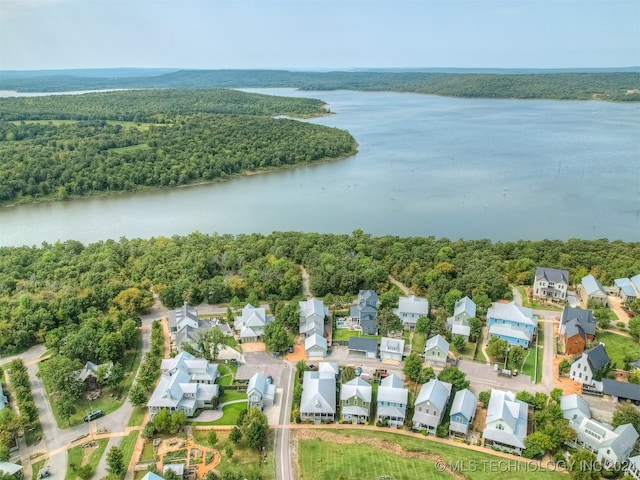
{"left": 64, "top": 438, "right": 108, "bottom": 480}
{"left": 333, "top": 329, "right": 380, "bottom": 342}
{"left": 597, "top": 331, "right": 640, "bottom": 368}
{"left": 520, "top": 346, "right": 543, "bottom": 383}
{"left": 297, "top": 429, "right": 566, "bottom": 480}
{"left": 12, "top": 119, "right": 168, "bottom": 131}
{"left": 108, "top": 143, "right": 151, "bottom": 154}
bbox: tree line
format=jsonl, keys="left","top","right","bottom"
{"left": 0, "top": 89, "right": 357, "bottom": 203}
{"left": 0, "top": 232, "right": 638, "bottom": 354}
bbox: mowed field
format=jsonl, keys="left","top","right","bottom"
{"left": 296, "top": 429, "right": 566, "bottom": 480}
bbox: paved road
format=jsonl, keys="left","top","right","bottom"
{"left": 275, "top": 360, "right": 294, "bottom": 480}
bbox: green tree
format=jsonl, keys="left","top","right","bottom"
{"left": 341, "top": 366, "right": 356, "bottom": 383}
{"left": 486, "top": 336, "right": 508, "bottom": 361}
{"left": 468, "top": 317, "right": 483, "bottom": 342}
{"left": 225, "top": 445, "right": 234, "bottom": 460}
{"left": 437, "top": 366, "right": 469, "bottom": 391}
{"left": 569, "top": 450, "right": 599, "bottom": 480}
{"left": 129, "top": 383, "right": 148, "bottom": 407}
{"left": 106, "top": 446, "right": 125, "bottom": 475}
{"left": 263, "top": 320, "right": 289, "bottom": 353}
{"left": 58, "top": 393, "right": 77, "bottom": 425}
{"left": 523, "top": 430, "right": 554, "bottom": 458}
{"left": 277, "top": 302, "right": 300, "bottom": 332}
{"left": 403, "top": 352, "right": 423, "bottom": 382}
{"left": 418, "top": 367, "right": 435, "bottom": 384}
{"left": 559, "top": 359, "right": 572, "bottom": 375}
{"left": 105, "top": 362, "right": 124, "bottom": 393}
{"left": 230, "top": 426, "right": 242, "bottom": 444}
{"left": 99, "top": 331, "right": 126, "bottom": 363}
{"left": 452, "top": 334, "right": 466, "bottom": 353}
{"left": 207, "top": 429, "right": 218, "bottom": 446}
{"left": 612, "top": 401, "right": 640, "bottom": 432}
{"left": 242, "top": 407, "right": 270, "bottom": 450}
{"left": 377, "top": 307, "right": 403, "bottom": 336}
{"left": 163, "top": 469, "right": 181, "bottom": 480}
{"left": 152, "top": 408, "right": 171, "bottom": 433}
{"left": 628, "top": 316, "right": 640, "bottom": 339}
{"left": 478, "top": 391, "right": 491, "bottom": 408}
{"left": 508, "top": 346, "right": 525, "bottom": 369}
{"left": 415, "top": 316, "right": 431, "bottom": 337}
{"left": 444, "top": 289, "right": 463, "bottom": 314}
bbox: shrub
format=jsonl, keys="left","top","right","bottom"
{"left": 617, "top": 322, "right": 626, "bottom": 329}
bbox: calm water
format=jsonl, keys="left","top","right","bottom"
{"left": 0, "top": 89, "right": 639, "bottom": 247}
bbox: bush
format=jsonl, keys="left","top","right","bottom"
{"left": 617, "top": 322, "right": 626, "bottom": 329}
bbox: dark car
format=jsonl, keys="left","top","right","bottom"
{"left": 266, "top": 375, "right": 273, "bottom": 384}
{"left": 83, "top": 410, "right": 104, "bottom": 422}
{"left": 308, "top": 364, "right": 317, "bottom": 370}
{"left": 288, "top": 345, "right": 294, "bottom": 353}
{"left": 355, "top": 366, "right": 362, "bottom": 377}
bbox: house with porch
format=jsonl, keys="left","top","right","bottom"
{"left": 234, "top": 304, "right": 273, "bottom": 342}
{"left": 627, "top": 455, "right": 640, "bottom": 480}
{"left": 394, "top": 295, "right": 429, "bottom": 329}
{"left": 376, "top": 374, "right": 408, "bottom": 428}
{"left": 340, "top": 377, "right": 372, "bottom": 424}
{"left": 533, "top": 267, "right": 569, "bottom": 302}
{"left": 351, "top": 290, "right": 378, "bottom": 335}
{"left": 412, "top": 379, "right": 452, "bottom": 435}
{"left": 447, "top": 296, "right": 476, "bottom": 341}
{"left": 487, "top": 302, "right": 536, "bottom": 347}
{"left": 559, "top": 306, "right": 596, "bottom": 355}
{"left": 577, "top": 274, "right": 608, "bottom": 307}
{"left": 147, "top": 351, "right": 219, "bottom": 418}
{"left": 424, "top": 334, "right": 449, "bottom": 367}
{"left": 299, "top": 298, "right": 327, "bottom": 338}
{"left": 449, "top": 388, "right": 477, "bottom": 436}
{"left": 300, "top": 370, "right": 336, "bottom": 423}
{"left": 247, "top": 372, "right": 276, "bottom": 410}
{"left": 614, "top": 275, "right": 640, "bottom": 305}
{"left": 380, "top": 336, "right": 405, "bottom": 361}
{"left": 483, "top": 389, "right": 528, "bottom": 455}
{"left": 567, "top": 415, "right": 639, "bottom": 467}
{"left": 570, "top": 344, "right": 610, "bottom": 392}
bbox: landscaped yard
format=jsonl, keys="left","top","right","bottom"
{"left": 517, "top": 286, "right": 563, "bottom": 311}
{"left": 188, "top": 402, "right": 247, "bottom": 426}
{"left": 597, "top": 331, "right": 640, "bottom": 368}
{"left": 221, "top": 389, "right": 247, "bottom": 402}
{"left": 64, "top": 438, "right": 108, "bottom": 480}
{"left": 411, "top": 332, "right": 425, "bottom": 353}
{"left": 217, "top": 363, "right": 238, "bottom": 386}
{"left": 297, "top": 429, "right": 565, "bottom": 480}
{"left": 333, "top": 329, "right": 380, "bottom": 342}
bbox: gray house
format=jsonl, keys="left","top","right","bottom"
{"left": 577, "top": 274, "right": 608, "bottom": 307}
{"left": 394, "top": 295, "right": 429, "bottom": 329}
{"left": 247, "top": 372, "right": 276, "bottom": 410}
{"left": 376, "top": 375, "right": 408, "bottom": 428}
{"left": 449, "top": 388, "right": 477, "bottom": 436}
{"left": 568, "top": 416, "right": 639, "bottom": 467}
{"left": 299, "top": 298, "right": 327, "bottom": 338}
{"left": 424, "top": 335, "right": 449, "bottom": 367}
{"left": 412, "top": 379, "right": 452, "bottom": 435}
{"left": 447, "top": 296, "right": 476, "bottom": 341}
{"left": 351, "top": 290, "right": 378, "bottom": 335}
{"left": 300, "top": 370, "right": 336, "bottom": 423}
{"left": 559, "top": 306, "right": 597, "bottom": 355}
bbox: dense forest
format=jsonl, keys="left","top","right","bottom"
{"left": 1, "top": 70, "right": 638, "bottom": 102}
{"left": 0, "top": 89, "right": 357, "bottom": 203}
{"left": 0, "top": 231, "right": 638, "bottom": 353}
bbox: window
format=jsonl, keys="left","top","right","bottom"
{"left": 496, "top": 423, "right": 504, "bottom": 430}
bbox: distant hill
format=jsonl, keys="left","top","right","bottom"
{"left": 0, "top": 68, "right": 179, "bottom": 79}
{"left": 0, "top": 68, "right": 639, "bottom": 101}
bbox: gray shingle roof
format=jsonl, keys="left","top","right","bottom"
{"left": 585, "top": 344, "right": 610, "bottom": 372}
{"left": 535, "top": 266, "right": 569, "bottom": 284}
{"left": 561, "top": 306, "right": 596, "bottom": 337}
{"left": 348, "top": 337, "right": 378, "bottom": 353}
{"left": 602, "top": 379, "right": 640, "bottom": 402}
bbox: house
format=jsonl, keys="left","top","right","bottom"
{"left": 147, "top": 351, "right": 219, "bottom": 418}
{"left": 299, "top": 298, "right": 327, "bottom": 338}
{"left": 247, "top": 372, "right": 276, "bottom": 409}
{"left": 449, "top": 388, "right": 477, "bottom": 436}
{"left": 394, "top": 295, "right": 429, "bottom": 329}
{"left": 168, "top": 301, "right": 199, "bottom": 334}
{"left": 560, "top": 393, "right": 591, "bottom": 423}
{"left": 351, "top": 290, "right": 378, "bottom": 335}
{"left": 614, "top": 278, "right": 638, "bottom": 305}
{"left": 446, "top": 296, "right": 476, "bottom": 341}
{"left": 140, "top": 472, "right": 165, "bottom": 480}
{"left": 0, "top": 462, "right": 22, "bottom": 477}
{"left": 380, "top": 336, "right": 405, "bottom": 361}
{"left": 559, "top": 306, "right": 597, "bottom": 355}
{"left": 175, "top": 318, "right": 233, "bottom": 352}
{"left": 412, "top": 379, "right": 452, "bottom": 434}
{"left": 376, "top": 374, "right": 408, "bottom": 428}
{"left": 0, "top": 381, "right": 8, "bottom": 411}
{"left": 305, "top": 333, "right": 328, "bottom": 358}
{"left": 568, "top": 416, "right": 639, "bottom": 467}
{"left": 340, "top": 377, "right": 372, "bottom": 424}
{"left": 602, "top": 379, "right": 640, "bottom": 405}
{"left": 570, "top": 344, "right": 610, "bottom": 392}
{"left": 77, "top": 361, "right": 112, "bottom": 390}
{"left": 348, "top": 337, "right": 378, "bottom": 359}
{"left": 577, "top": 274, "right": 608, "bottom": 307}
{"left": 483, "top": 389, "right": 528, "bottom": 455}
{"left": 300, "top": 370, "right": 336, "bottom": 423}
{"left": 234, "top": 304, "right": 273, "bottom": 342}
{"left": 533, "top": 267, "right": 569, "bottom": 302}
{"left": 318, "top": 362, "right": 339, "bottom": 379}
{"left": 627, "top": 455, "right": 640, "bottom": 480}
{"left": 423, "top": 334, "right": 449, "bottom": 367}
{"left": 487, "top": 302, "right": 536, "bottom": 347}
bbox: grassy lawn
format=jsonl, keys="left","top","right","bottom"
{"left": 597, "top": 331, "right": 640, "bottom": 368}
{"left": 520, "top": 346, "right": 543, "bottom": 383}
{"left": 212, "top": 430, "right": 275, "bottom": 480}
{"left": 65, "top": 438, "right": 108, "bottom": 480}
{"left": 298, "top": 429, "right": 565, "bottom": 480}
{"left": 127, "top": 406, "right": 147, "bottom": 427}
{"left": 411, "top": 332, "right": 425, "bottom": 353}
{"left": 217, "top": 363, "right": 238, "bottom": 386}
{"left": 108, "top": 143, "right": 151, "bottom": 154}
{"left": 517, "top": 286, "right": 564, "bottom": 311}
{"left": 473, "top": 330, "right": 486, "bottom": 363}
{"left": 188, "top": 402, "right": 247, "bottom": 426}
{"left": 333, "top": 329, "right": 380, "bottom": 342}
{"left": 31, "top": 458, "right": 47, "bottom": 478}
{"left": 119, "top": 431, "right": 139, "bottom": 472}
{"left": 140, "top": 438, "right": 156, "bottom": 462}
{"left": 221, "top": 390, "right": 247, "bottom": 402}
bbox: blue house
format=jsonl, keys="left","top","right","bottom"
{"left": 351, "top": 290, "right": 379, "bottom": 335}
{"left": 376, "top": 374, "right": 408, "bottom": 428}
{"left": 449, "top": 388, "right": 477, "bottom": 436}
{"left": 487, "top": 302, "right": 536, "bottom": 347}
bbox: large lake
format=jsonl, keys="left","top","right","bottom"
{"left": 0, "top": 88, "right": 638, "bottom": 247}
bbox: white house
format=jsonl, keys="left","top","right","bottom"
{"left": 305, "top": 333, "right": 328, "bottom": 358}
{"left": 483, "top": 389, "right": 528, "bottom": 455}
{"left": 234, "top": 304, "right": 272, "bottom": 342}
{"left": 394, "top": 295, "right": 429, "bottom": 329}
{"left": 247, "top": 372, "right": 276, "bottom": 410}
{"left": 380, "top": 336, "right": 405, "bottom": 361}
{"left": 299, "top": 298, "right": 327, "bottom": 338}
{"left": 627, "top": 455, "right": 640, "bottom": 480}
{"left": 412, "top": 379, "right": 452, "bottom": 435}
{"left": 569, "top": 344, "right": 610, "bottom": 392}
{"left": 447, "top": 296, "right": 476, "bottom": 341}
{"left": 300, "top": 370, "right": 336, "bottom": 423}
{"left": 147, "top": 352, "right": 219, "bottom": 418}
{"left": 568, "top": 417, "right": 639, "bottom": 467}
{"left": 376, "top": 375, "right": 408, "bottom": 428}
{"left": 560, "top": 393, "right": 591, "bottom": 423}
{"left": 168, "top": 302, "right": 199, "bottom": 334}
{"left": 533, "top": 267, "right": 569, "bottom": 302}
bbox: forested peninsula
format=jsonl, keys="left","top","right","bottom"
{"left": 0, "top": 231, "right": 638, "bottom": 354}
{"left": 1, "top": 69, "right": 639, "bottom": 101}
{"left": 0, "top": 89, "right": 357, "bottom": 204}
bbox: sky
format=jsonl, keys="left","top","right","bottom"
{"left": 0, "top": 0, "right": 639, "bottom": 71}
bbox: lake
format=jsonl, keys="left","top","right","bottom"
{"left": 0, "top": 88, "right": 638, "bottom": 247}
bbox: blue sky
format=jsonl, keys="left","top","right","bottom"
{"left": 1, "top": 0, "right": 638, "bottom": 70}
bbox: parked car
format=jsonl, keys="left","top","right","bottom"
{"left": 288, "top": 345, "right": 294, "bottom": 353}
{"left": 308, "top": 364, "right": 317, "bottom": 370}
{"left": 83, "top": 410, "right": 104, "bottom": 422}
{"left": 266, "top": 375, "right": 273, "bottom": 384}
{"left": 355, "top": 366, "right": 362, "bottom": 377}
